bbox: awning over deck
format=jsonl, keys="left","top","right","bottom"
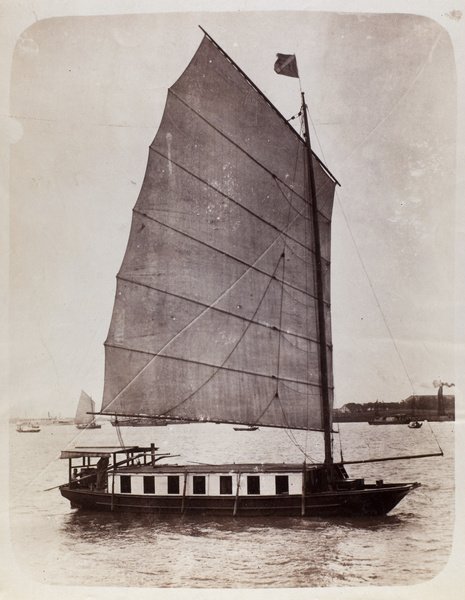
{"left": 60, "top": 446, "right": 154, "bottom": 459}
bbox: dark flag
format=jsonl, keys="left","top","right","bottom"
{"left": 274, "top": 53, "right": 299, "bottom": 78}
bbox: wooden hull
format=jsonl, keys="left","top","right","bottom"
{"left": 16, "top": 428, "right": 41, "bottom": 433}
{"left": 233, "top": 427, "right": 259, "bottom": 431}
{"left": 16, "top": 422, "right": 41, "bottom": 432}
{"left": 60, "top": 482, "right": 418, "bottom": 518}
{"left": 112, "top": 423, "right": 167, "bottom": 427}
{"left": 368, "top": 419, "right": 410, "bottom": 425}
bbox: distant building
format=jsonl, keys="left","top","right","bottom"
{"left": 404, "top": 394, "right": 454, "bottom": 416}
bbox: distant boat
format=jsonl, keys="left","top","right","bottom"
{"left": 59, "top": 28, "right": 443, "bottom": 517}
{"left": 75, "top": 391, "right": 102, "bottom": 429}
{"left": 111, "top": 417, "right": 168, "bottom": 427}
{"left": 368, "top": 414, "right": 411, "bottom": 425}
{"left": 234, "top": 426, "right": 259, "bottom": 431}
{"left": 408, "top": 421, "right": 423, "bottom": 429}
{"left": 16, "top": 422, "right": 40, "bottom": 433}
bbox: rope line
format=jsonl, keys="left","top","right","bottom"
{"left": 302, "top": 32, "right": 444, "bottom": 398}
{"left": 114, "top": 275, "right": 322, "bottom": 345}
{"left": 105, "top": 341, "right": 323, "bottom": 389}
{"left": 102, "top": 242, "right": 287, "bottom": 415}
{"left": 168, "top": 87, "right": 337, "bottom": 203}
{"left": 147, "top": 146, "right": 332, "bottom": 263}
{"left": 132, "top": 206, "right": 330, "bottom": 304}
{"left": 160, "top": 253, "right": 285, "bottom": 415}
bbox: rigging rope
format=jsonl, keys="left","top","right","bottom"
{"left": 148, "top": 146, "right": 330, "bottom": 256}
{"left": 302, "top": 33, "right": 445, "bottom": 398}
{"left": 114, "top": 419, "right": 126, "bottom": 449}
{"left": 287, "top": 110, "right": 302, "bottom": 122}
{"left": 104, "top": 83, "right": 336, "bottom": 437}
{"left": 425, "top": 420, "right": 444, "bottom": 455}
{"left": 275, "top": 253, "right": 286, "bottom": 397}
{"left": 334, "top": 188, "right": 418, "bottom": 395}
{"left": 164, "top": 252, "right": 286, "bottom": 416}
{"left": 336, "top": 424, "right": 344, "bottom": 463}
{"left": 132, "top": 206, "right": 323, "bottom": 302}
{"left": 114, "top": 276, "right": 322, "bottom": 346}
{"left": 103, "top": 164, "right": 330, "bottom": 417}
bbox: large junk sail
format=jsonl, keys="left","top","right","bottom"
{"left": 101, "top": 36, "right": 337, "bottom": 431}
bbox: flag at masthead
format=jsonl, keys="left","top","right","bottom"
{"left": 274, "top": 54, "right": 299, "bottom": 78}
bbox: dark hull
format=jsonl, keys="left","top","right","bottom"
{"left": 16, "top": 429, "right": 41, "bottom": 433}
{"left": 368, "top": 421, "right": 410, "bottom": 425}
{"left": 233, "top": 427, "right": 259, "bottom": 431}
{"left": 111, "top": 420, "right": 168, "bottom": 427}
{"left": 60, "top": 483, "right": 418, "bottom": 518}
{"left": 368, "top": 416, "right": 410, "bottom": 425}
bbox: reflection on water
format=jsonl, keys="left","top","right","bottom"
{"left": 9, "top": 421, "right": 455, "bottom": 588}
{"left": 63, "top": 509, "right": 407, "bottom": 539}
{"left": 55, "top": 498, "right": 447, "bottom": 587}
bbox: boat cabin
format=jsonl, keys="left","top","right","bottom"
{"left": 60, "top": 445, "right": 362, "bottom": 498}
{"left": 59, "top": 445, "right": 420, "bottom": 517}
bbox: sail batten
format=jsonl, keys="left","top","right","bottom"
{"left": 101, "top": 35, "right": 336, "bottom": 430}
{"left": 103, "top": 344, "right": 333, "bottom": 390}
{"left": 144, "top": 148, "right": 333, "bottom": 258}
{"left": 165, "top": 88, "right": 336, "bottom": 203}
{"left": 109, "top": 278, "right": 326, "bottom": 346}
{"left": 128, "top": 209, "right": 331, "bottom": 303}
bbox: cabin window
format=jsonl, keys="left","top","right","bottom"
{"left": 143, "top": 476, "right": 155, "bottom": 494}
{"left": 275, "top": 475, "right": 289, "bottom": 494}
{"left": 167, "top": 475, "right": 180, "bottom": 494}
{"left": 247, "top": 475, "right": 260, "bottom": 495}
{"left": 220, "top": 476, "right": 233, "bottom": 495}
{"left": 193, "top": 476, "right": 206, "bottom": 495}
{"left": 120, "top": 475, "right": 131, "bottom": 494}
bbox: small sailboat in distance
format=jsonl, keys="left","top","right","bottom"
{"left": 75, "top": 390, "right": 101, "bottom": 430}
{"left": 60, "top": 28, "right": 443, "bottom": 517}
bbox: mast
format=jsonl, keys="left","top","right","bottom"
{"left": 301, "top": 92, "right": 333, "bottom": 466}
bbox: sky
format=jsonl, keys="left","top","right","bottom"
{"left": 4, "top": 7, "right": 461, "bottom": 419}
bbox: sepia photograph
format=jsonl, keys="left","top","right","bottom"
{"left": 2, "top": 1, "right": 463, "bottom": 598}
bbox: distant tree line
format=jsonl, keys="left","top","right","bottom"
{"left": 334, "top": 395, "right": 454, "bottom": 421}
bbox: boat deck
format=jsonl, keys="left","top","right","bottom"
{"left": 114, "top": 462, "right": 313, "bottom": 474}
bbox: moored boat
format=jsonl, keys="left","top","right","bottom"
{"left": 60, "top": 29, "right": 442, "bottom": 518}
{"left": 233, "top": 426, "right": 259, "bottom": 431}
{"left": 368, "top": 415, "right": 411, "bottom": 425}
{"left": 110, "top": 417, "right": 177, "bottom": 427}
{"left": 17, "top": 422, "right": 41, "bottom": 433}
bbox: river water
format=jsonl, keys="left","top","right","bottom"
{"left": 8, "top": 420, "right": 455, "bottom": 591}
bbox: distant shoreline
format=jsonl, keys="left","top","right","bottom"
{"left": 333, "top": 413, "right": 454, "bottom": 423}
